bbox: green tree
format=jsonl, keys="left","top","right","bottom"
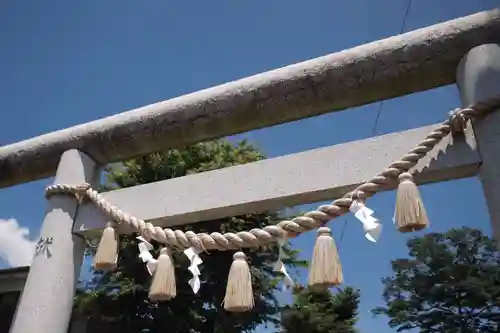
{"left": 280, "top": 285, "right": 360, "bottom": 333}
{"left": 373, "top": 227, "right": 500, "bottom": 333}
{"left": 75, "top": 140, "right": 306, "bottom": 333}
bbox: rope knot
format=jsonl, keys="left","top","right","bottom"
{"left": 75, "top": 183, "right": 91, "bottom": 194}
{"left": 448, "top": 108, "right": 468, "bottom": 135}
{"left": 74, "top": 183, "right": 91, "bottom": 203}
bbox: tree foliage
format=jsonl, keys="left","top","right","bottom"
{"left": 280, "top": 285, "right": 360, "bottom": 333}
{"left": 373, "top": 227, "right": 500, "bottom": 333}
{"left": 75, "top": 140, "right": 307, "bottom": 333}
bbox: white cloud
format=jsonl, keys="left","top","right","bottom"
{"left": 0, "top": 218, "right": 37, "bottom": 267}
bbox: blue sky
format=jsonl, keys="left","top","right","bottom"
{"left": 0, "top": 0, "right": 498, "bottom": 332}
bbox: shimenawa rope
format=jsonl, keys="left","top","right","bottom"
{"left": 44, "top": 96, "right": 500, "bottom": 251}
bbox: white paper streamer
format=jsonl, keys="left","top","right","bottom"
{"left": 137, "top": 236, "right": 158, "bottom": 275}
{"left": 184, "top": 247, "right": 203, "bottom": 294}
{"left": 273, "top": 237, "right": 294, "bottom": 291}
{"left": 349, "top": 201, "right": 383, "bottom": 242}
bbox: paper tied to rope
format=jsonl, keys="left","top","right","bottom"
{"left": 184, "top": 246, "right": 203, "bottom": 294}
{"left": 137, "top": 236, "right": 158, "bottom": 275}
{"left": 349, "top": 200, "right": 382, "bottom": 242}
{"left": 273, "top": 237, "right": 294, "bottom": 291}
{"left": 35, "top": 237, "right": 53, "bottom": 258}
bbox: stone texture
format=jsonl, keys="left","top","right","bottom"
{"left": 74, "top": 123, "right": 480, "bottom": 235}
{"left": 457, "top": 43, "right": 500, "bottom": 246}
{"left": 1, "top": 9, "right": 500, "bottom": 188}
{"left": 9, "top": 150, "right": 97, "bottom": 333}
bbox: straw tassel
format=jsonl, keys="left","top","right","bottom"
{"left": 308, "top": 227, "right": 343, "bottom": 289}
{"left": 93, "top": 222, "right": 119, "bottom": 271}
{"left": 223, "top": 252, "right": 254, "bottom": 312}
{"left": 394, "top": 172, "right": 429, "bottom": 233}
{"left": 149, "top": 247, "right": 176, "bottom": 302}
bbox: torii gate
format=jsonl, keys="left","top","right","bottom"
{"left": 1, "top": 8, "right": 500, "bottom": 333}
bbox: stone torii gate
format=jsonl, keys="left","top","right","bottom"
{"left": 1, "top": 7, "right": 500, "bottom": 333}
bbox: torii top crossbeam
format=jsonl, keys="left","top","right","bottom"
{"left": 0, "top": 8, "right": 499, "bottom": 189}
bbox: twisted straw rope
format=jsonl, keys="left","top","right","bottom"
{"left": 45, "top": 96, "right": 500, "bottom": 251}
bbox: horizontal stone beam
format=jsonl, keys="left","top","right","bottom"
{"left": 74, "top": 123, "right": 480, "bottom": 236}
{"left": 1, "top": 9, "right": 499, "bottom": 188}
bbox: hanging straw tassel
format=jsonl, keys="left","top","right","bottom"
{"left": 394, "top": 172, "right": 429, "bottom": 233}
{"left": 149, "top": 247, "right": 176, "bottom": 302}
{"left": 308, "top": 227, "right": 343, "bottom": 289}
{"left": 93, "top": 222, "right": 119, "bottom": 271}
{"left": 224, "top": 252, "right": 254, "bottom": 312}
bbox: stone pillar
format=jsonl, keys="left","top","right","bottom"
{"left": 456, "top": 44, "right": 500, "bottom": 246}
{"left": 10, "top": 150, "right": 98, "bottom": 333}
